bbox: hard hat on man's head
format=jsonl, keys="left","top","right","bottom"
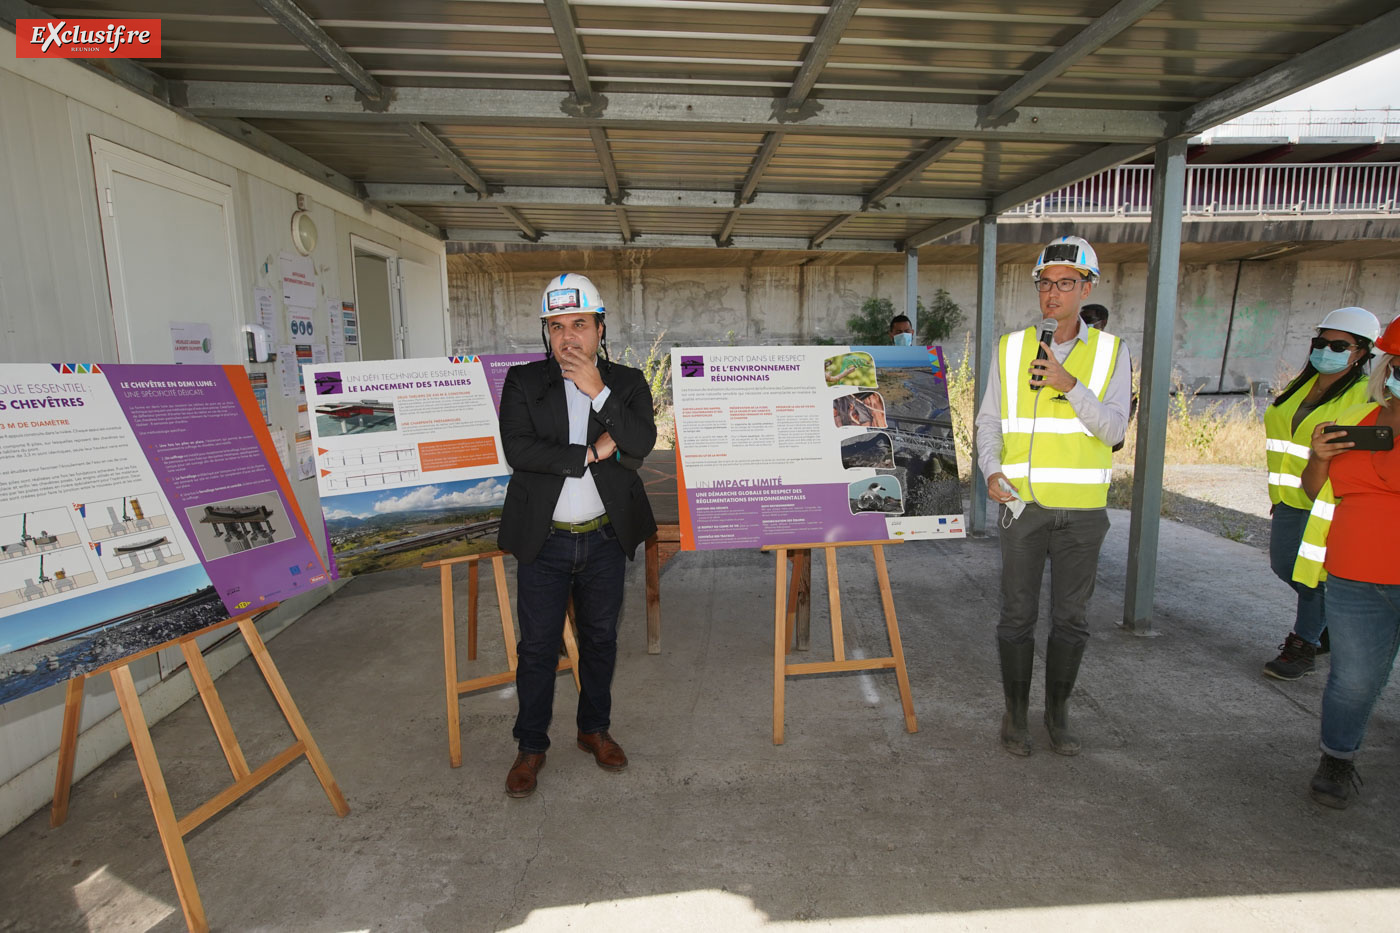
{"left": 1375, "top": 316, "right": 1400, "bottom": 356}
{"left": 1317, "top": 306, "right": 1380, "bottom": 344}
{"left": 540, "top": 273, "right": 605, "bottom": 318}
{"left": 1032, "top": 235, "right": 1099, "bottom": 282}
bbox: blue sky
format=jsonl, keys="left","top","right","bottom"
{"left": 0, "top": 564, "right": 214, "bottom": 654}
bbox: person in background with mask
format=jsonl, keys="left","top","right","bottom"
{"left": 889, "top": 314, "right": 915, "bottom": 346}
{"left": 1262, "top": 307, "right": 1378, "bottom": 681}
{"left": 1292, "top": 314, "right": 1400, "bottom": 808}
{"left": 1079, "top": 303, "right": 1109, "bottom": 331}
{"left": 976, "top": 235, "right": 1131, "bottom": 758}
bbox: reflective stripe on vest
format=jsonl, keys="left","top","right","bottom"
{"left": 1291, "top": 402, "right": 1379, "bottom": 588}
{"left": 998, "top": 325, "right": 1119, "bottom": 509}
{"left": 1264, "top": 375, "right": 1372, "bottom": 509}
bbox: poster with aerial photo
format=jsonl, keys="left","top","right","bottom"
{"left": 671, "top": 344, "right": 963, "bottom": 550}
{"left": 305, "top": 357, "right": 512, "bottom": 575}
{"left": 0, "top": 363, "right": 329, "bottom": 705}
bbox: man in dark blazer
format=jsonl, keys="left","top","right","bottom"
{"left": 497, "top": 272, "right": 657, "bottom": 798}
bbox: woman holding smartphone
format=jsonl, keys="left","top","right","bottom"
{"left": 1294, "top": 315, "right": 1400, "bottom": 808}
{"left": 1263, "top": 307, "right": 1379, "bottom": 680}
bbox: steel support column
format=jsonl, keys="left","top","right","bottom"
{"left": 969, "top": 215, "right": 997, "bottom": 536}
{"left": 1124, "top": 137, "right": 1188, "bottom": 634}
{"left": 904, "top": 248, "right": 918, "bottom": 330}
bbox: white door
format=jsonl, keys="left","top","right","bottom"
{"left": 90, "top": 137, "right": 243, "bottom": 364}
{"left": 397, "top": 258, "right": 446, "bottom": 358}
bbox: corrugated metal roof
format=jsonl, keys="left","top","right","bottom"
{"left": 31, "top": 0, "right": 1400, "bottom": 254}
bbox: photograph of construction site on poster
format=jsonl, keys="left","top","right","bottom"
{"left": 0, "top": 363, "right": 329, "bottom": 705}
{"left": 305, "top": 357, "right": 511, "bottom": 576}
{"left": 671, "top": 344, "right": 963, "bottom": 550}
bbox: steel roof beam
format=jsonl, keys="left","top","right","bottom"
{"left": 865, "top": 137, "right": 963, "bottom": 206}
{"left": 497, "top": 206, "right": 541, "bottom": 242}
{"left": 809, "top": 213, "right": 854, "bottom": 248}
{"left": 175, "top": 82, "right": 1173, "bottom": 143}
{"left": 363, "top": 183, "right": 987, "bottom": 217}
{"left": 251, "top": 0, "right": 383, "bottom": 101}
{"left": 406, "top": 123, "right": 492, "bottom": 195}
{"left": 738, "top": 132, "right": 785, "bottom": 205}
{"left": 1178, "top": 7, "right": 1400, "bottom": 136}
{"left": 206, "top": 118, "right": 365, "bottom": 200}
{"left": 784, "top": 0, "right": 861, "bottom": 111}
{"left": 979, "top": 0, "right": 1165, "bottom": 121}
{"left": 542, "top": 0, "right": 595, "bottom": 104}
{"left": 445, "top": 229, "right": 903, "bottom": 253}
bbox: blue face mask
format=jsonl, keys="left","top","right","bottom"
{"left": 1309, "top": 346, "right": 1352, "bottom": 374}
{"left": 1387, "top": 369, "right": 1400, "bottom": 399}
{"left": 892, "top": 332, "right": 914, "bottom": 346}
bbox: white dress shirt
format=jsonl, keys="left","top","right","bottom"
{"left": 552, "top": 381, "right": 612, "bottom": 522}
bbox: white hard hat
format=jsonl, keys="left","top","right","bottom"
{"left": 1317, "top": 306, "right": 1380, "bottom": 343}
{"left": 540, "top": 273, "right": 605, "bottom": 318}
{"left": 1033, "top": 235, "right": 1099, "bottom": 281}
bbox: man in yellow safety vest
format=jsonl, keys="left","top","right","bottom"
{"left": 974, "top": 235, "right": 1133, "bottom": 758}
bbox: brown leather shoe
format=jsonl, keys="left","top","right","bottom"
{"left": 576, "top": 730, "right": 628, "bottom": 771}
{"left": 505, "top": 751, "right": 546, "bottom": 798}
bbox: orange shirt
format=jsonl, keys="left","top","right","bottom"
{"left": 1325, "top": 409, "right": 1400, "bottom": 585}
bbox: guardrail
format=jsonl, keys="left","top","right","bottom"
{"left": 1004, "top": 162, "right": 1399, "bottom": 219}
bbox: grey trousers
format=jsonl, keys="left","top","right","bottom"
{"left": 998, "top": 502, "right": 1110, "bottom": 648}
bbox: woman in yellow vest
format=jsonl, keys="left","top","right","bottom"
{"left": 1290, "top": 315, "right": 1400, "bottom": 808}
{"left": 1262, "top": 307, "right": 1379, "bottom": 680}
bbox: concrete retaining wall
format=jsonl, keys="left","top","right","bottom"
{"left": 448, "top": 255, "right": 1400, "bottom": 392}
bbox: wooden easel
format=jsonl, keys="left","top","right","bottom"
{"left": 762, "top": 540, "right": 918, "bottom": 745}
{"left": 49, "top": 609, "right": 349, "bottom": 933}
{"left": 424, "top": 550, "right": 581, "bottom": 768}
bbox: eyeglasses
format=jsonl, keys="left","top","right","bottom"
{"left": 1310, "top": 336, "right": 1358, "bottom": 353}
{"left": 1034, "top": 278, "right": 1085, "bottom": 293}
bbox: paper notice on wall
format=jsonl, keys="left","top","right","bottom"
{"left": 327, "top": 298, "right": 344, "bottom": 343}
{"left": 270, "top": 426, "right": 291, "bottom": 473}
{"left": 169, "top": 322, "right": 214, "bottom": 364}
{"left": 276, "top": 345, "right": 297, "bottom": 397}
{"left": 341, "top": 302, "right": 359, "bottom": 345}
{"left": 295, "top": 431, "right": 315, "bottom": 481}
{"left": 279, "top": 252, "right": 317, "bottom": 310}
{"left": 296, "top": 403, "right": 310, "bottom": 434}
{"left": 295, "top": 345, "right": 313, "bottom": 395}
{"left": 254, "top": 287, "right": 277, "bottom": 333}
{"left": 328, "top": 337, "right": 346, "bottom": 363}
{"left": 312, "top": 344, "right": 328, "bottom": 365}
{"left": 249, "top": 371, "right": 270, "bottom": 423}
{"left": 289, "top": 311, "right": 313, "bottom": 342}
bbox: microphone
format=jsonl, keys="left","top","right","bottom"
{"left": 1031, "top": 319, "right": 1056, "bottom": 391}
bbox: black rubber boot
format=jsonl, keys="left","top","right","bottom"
{"left": 1044, "top": 636, "right": 1087, "bottom": 756}
{"left": 1310, "top": 753, "right": 1362, "bottom": 809}
{"left": 997, "top": 638, "right": 1035, "bottom": 757}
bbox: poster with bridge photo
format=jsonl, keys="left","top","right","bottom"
{"left": 304, "top": 357, "right": 511, "bottom": 577}
{"left": 0, "top": 364, "right": 329, "bottom": 705}
{"left": 671, "top": 344, "right": 963, "bottom": 550}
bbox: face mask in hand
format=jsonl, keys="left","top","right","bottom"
{"left": 1309, "top": 346, "right": 1352, "bottom": 374}
{"left": 892, "top": 332, "right": 914, "bottom": 346}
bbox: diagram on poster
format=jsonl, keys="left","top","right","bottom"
{"left": 671, "top": 344, "right": 963, "bottom": 550}
{"left": 305, "top": 357, "right": 511, "bottom": 576}
{"left": 0, "top": 363, "right": 329, "bottom": 705}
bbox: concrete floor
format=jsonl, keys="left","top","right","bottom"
{"left": 2, "top": 510, "right": 1399, "bottom": 932}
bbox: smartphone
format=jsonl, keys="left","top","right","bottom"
{"left": 1335, "top": 424, "right": 1394, "bottom": 451}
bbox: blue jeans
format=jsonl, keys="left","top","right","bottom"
{"left": 1270, "top": 503, "right": 1326, "bottom": 645}
{"left": 512, "top": 525, "right": 626, "bottom": 753}
{"left": 1319, "top": 575, "right": 1400, "bottom": 760}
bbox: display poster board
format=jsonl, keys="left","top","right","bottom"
{"left": 304, "top": 356, "right": 525, "bottom": 578}
{"left": 671, "top": 344, "right": 964, "bottom": 550}
{"left": 0, "top": 364, "right": 330, "bottom": 704}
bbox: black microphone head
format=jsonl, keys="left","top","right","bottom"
{"left": 1037, "top": 319, "right": 1057, "bottom": 343}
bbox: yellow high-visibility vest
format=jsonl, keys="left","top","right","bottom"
{"left": 1292, "top": 402, "right": 1379, "bottom": 587}
{"left": 1264, "top": 374, "right": 1371, "bottom": 509}
{"left": 998, "top": 325, "right": 1121, "bottom": 509}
